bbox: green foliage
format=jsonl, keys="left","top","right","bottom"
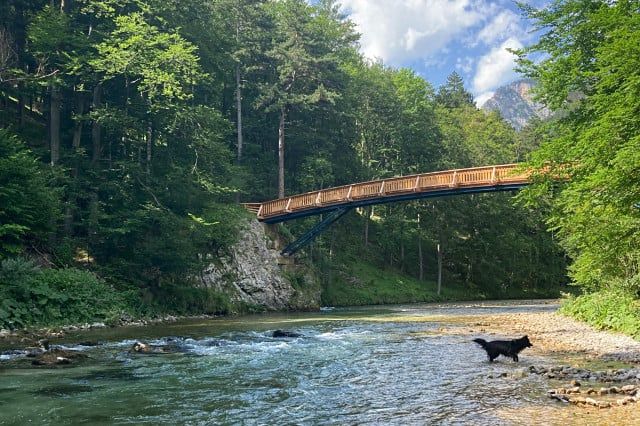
{"left": 561, "top": 290, "right": 640, "bottom": 339}
{"left": 139, "top": 282, "right": 234, "bottom": 316}
{"left": 321, "top": 258, "right": 478, "bottom": 307}
{"left": 92, "top": 12, "right": 205, "bottom": 106}
{"left": 435, "top": 71, "right": 475, "bottom": 109}
{"left": 0, "top": 258, "right": 128, "bottom": 329}
{"left": 0, "top": 129, "right": 59, "bottom": 258}
{"left": 0, "top": 0, "right": 569, "bottom": 331}
{"left": 516, "top": 0, "right": 640, "bottom": 296}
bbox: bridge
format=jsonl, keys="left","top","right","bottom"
{"left": 243, "top": 164, "right": 531, "bottom": 256}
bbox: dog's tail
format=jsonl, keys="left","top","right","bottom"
{"left": 473, "top": 338, "right": 487, "bottom": 348}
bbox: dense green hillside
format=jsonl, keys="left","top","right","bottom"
{"left": 0, "top": 0, "right": 576, "bottom": 330}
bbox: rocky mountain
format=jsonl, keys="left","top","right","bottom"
{"left": 481, "top": 79, "right": 551, "bottom": 130}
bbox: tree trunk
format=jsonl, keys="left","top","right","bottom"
{"left": 236, "top": 67, "right": 243, "bottom": 163}
{"left": 65, "top": 90, "right": 86, "bottom": 236}
{"left": 437, "top": 242, "right": 443, "bottom": 295}
{"left": 91, "top": 84, "right": 102, "bottom": 166}
{"left": 278, "top": 106, "right": 286, "bottom": 198}
{"left": 364, "top": 206, "right": 372, "bottom": 246}
{"left": 72, "top": 90, "right": 85, "bottom": 151}
{"left": 399, "top": 206, "right": 405, "bottom": 272}
{"left": 146, "top": 124, "right": 152, "bottom": 174}
{"left": 418, "top": 213, "right": 424, "bottom": 281}
{"left": 49, "top": 84, "right": 61, "bottom": 166}
{"left": 17, "top": 83, "right": 25, "bottom": 127}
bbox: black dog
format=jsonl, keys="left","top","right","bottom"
{"left": 473, "top": 335, "right": 532, "bottom": 362}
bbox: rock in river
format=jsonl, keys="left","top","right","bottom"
{"left": 131, "top": 341, "right": 181, "bottom": 354}
{"left": 32, "top": 348, "right": 88, "bottom": 366}
{"left": 272, "top": 330, "right": 302, "bottom": 338}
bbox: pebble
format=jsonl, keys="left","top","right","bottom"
{"left": 548, "top": 384, "right": 640, "bottom": 409}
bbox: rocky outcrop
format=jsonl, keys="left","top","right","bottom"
{"left": 481, "top": 79, "right": 551, "bottom": 130}
{"left": 201, "top": 220, "right": 321, "bottom": 311}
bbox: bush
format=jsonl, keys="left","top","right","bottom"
{"left": 0, "top": 258, "right": 127, "bottom": 329}
{"left": 560, "top": 290, "right": 640, "bottom": 339}
{"left": 139, "top": 282, "right": 234, "bottom": 316}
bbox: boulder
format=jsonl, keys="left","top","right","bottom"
{"left": 272, "top": 330, "right": 302, "bottom": 338}
{"left": 31, "top": 348, "right": 88, "bottom": 366}
{"left": 131, "top": 341, "right": 180, "bottom": 354}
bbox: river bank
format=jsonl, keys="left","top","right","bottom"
{"left": 427, "top": 303, "right": 640, "bottom": 425}
{"left": 3, "top": 299, "right": 640, "bottom": 357}
{"left": 439, "top": 306, "right": 640, "bottom": 363}
{"left": 1, "top": 300, "right": 639, "bottom": 425}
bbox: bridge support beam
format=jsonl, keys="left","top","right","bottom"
{"left": 281, "top": 207, "right": 351, "bottom": 256}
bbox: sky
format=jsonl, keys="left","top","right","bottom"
{"left": 335, "top": 0, "right": 545, "bottom": 106}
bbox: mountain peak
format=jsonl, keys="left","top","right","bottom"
{"left": 481, "top": 80, "right": 550, "bottom": 130}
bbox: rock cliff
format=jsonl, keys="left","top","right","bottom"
{"left": 482, "top": 79, "right": 551, "bottom": 130}
{"left": 201, "top": 220, "right": 321, "bottom": 311}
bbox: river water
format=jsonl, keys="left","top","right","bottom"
{"left": 0, "top": 301, "right": 605, "bottom": 425}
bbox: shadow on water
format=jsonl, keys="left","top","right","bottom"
{"left": 33, "top": 384, "right": 94, "bottom": 397}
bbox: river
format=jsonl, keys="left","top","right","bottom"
{"left": 0, "top": 301, "right": 635, "bottom": 425}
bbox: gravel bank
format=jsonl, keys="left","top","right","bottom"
{"left": 461, "top": 311, "right": 640, "bottom": 363}
{"left": 466, "top": 309, "right": 640, "bottom": 425}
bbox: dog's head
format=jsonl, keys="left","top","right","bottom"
{"left": 520, "top": 335, "right": 533, "bottom": 348}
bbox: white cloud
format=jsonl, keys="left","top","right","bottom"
{"left": 340, "top": 0, "right": 489, "bottom": 64}
{"left": 472, "top": 37, "right": 523, "bottom": 95}
{"left": 456, "top": 56, "right": 474, "bottom": 74}
{"left": 477, "top": 10, "right": 522, "bottom": 45}
{"left": 475, "top": 91, "right": 495, "bottom": 107}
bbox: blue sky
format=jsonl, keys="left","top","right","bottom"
{"left": 336, "top": 0, "right": 545, "bottom": 105}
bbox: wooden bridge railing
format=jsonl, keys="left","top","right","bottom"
{"left": 247, "top": 164, "right": 530, "bottom": 221}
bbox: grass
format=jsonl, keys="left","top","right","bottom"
{"left": 320, "top": 257, "right": 563, "bottom": 307}
{"left": 321, "top": 259, "right": 481, "bottom": 307}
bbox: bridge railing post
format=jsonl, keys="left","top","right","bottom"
{"left": 450, "top": 171, "right": 458, "bottom": 187}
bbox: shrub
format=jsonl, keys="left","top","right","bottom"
{"left": 560, "top": 290, "right": 640, "bottom": 339}
{"left": 0, "top": 258, "right": 127, "bottom": 329}
{"left": 140, "top": 282, "right": 234, "bottom": 316}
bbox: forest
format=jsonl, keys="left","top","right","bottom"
{"left": 0, "top": 0, "right": 637, "bottom": 336}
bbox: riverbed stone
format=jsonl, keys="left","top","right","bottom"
{"left": 584, "top": 397, "right": 598, "bottom": 406}
{"left": 31, "top": 348, "right": 88, "bottom": 366}
{"left": 272, "top": 330, "right": 302, "bottom": 338}
{"left": 621, "top": 385, "right": 636, "bottom": 394}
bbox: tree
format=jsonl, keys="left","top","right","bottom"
{"left": 0, "top": 129, "right": 59, "bottom": 257}
{"left": 435, "top": 71, "right": 475, "bottom": 109}
{"left": 256, "top": 0, "right": 353, "bottom": 198}
{"left": 516, "top": 0, "right": 640, "bottom": 293}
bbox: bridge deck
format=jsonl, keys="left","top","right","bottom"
{"left": 244, "top": 164, "right": 530, "bottom": 224}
